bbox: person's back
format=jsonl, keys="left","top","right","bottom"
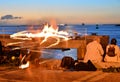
{"left": 107, "top": 45, "right": 115, "bottom": 57}
{"left": 104, "top": 38, "right": 120, "bottom": 62}
{"left": 84, "top": 37, "right": 104, "bottom": 63}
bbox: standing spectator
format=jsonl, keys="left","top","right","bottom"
{"left": 104, "top": 38, "right": 120, "bottom": 62}
{"left": 84, "top": 37, "right": 104, "bottom": 63}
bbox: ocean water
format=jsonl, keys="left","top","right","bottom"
{"left": 0, "top": 24, "right": 120, "bottom": 59}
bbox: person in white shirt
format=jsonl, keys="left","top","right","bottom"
{"left": 84, "top": 37, "right": 104, "bottom": 63}
{"left": 104, "top": 38, "right": 120, "bottom": 62}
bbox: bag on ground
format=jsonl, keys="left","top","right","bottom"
{"left": 74, "top": 60, "right": 97, "bottom": 71}
{"left": 61, "top": 56, "right": 75, "bottom": 69}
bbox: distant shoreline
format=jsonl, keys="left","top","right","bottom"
{"left": 0, "top": 25, "right": 41, "bottom": 27}
{"left": 0, "top": 24, "right": 120, "bottom": 27}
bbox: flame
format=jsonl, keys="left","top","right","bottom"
{"left": 10, "top": 23, "right": 70, "bottom": 48}
{"left": 9, "top": 21, "right": 71, "bottom": 69}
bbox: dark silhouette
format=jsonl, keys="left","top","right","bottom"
{"left": 0, "top": 41, "right": 3, "bottom": 55}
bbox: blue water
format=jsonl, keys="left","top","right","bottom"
{"left": 0, "top": 24, "right": 120, "bottom": 59}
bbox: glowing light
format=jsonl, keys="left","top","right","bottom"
{"left": 19, "top": 61, "right": 30, "bottom": 69}
{"left": 10, "top": 22, "right": 71, "bottom": 69}
{"left": 10, "top": 23, "right": 70, "bottom": 48}
{"left": 11, "top": 56, "right": 15, "bottom": 60}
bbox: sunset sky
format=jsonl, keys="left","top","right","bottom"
{"left": 0, "top": 0, "right": 120, "bottom": 24}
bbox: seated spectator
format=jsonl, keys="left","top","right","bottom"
{"left": 84, "top": 37, "right": 104, "bottom": 63}
{"left": 104, "top": 38, "right": 120, "bottom": 62}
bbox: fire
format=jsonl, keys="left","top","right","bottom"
{"left": 9, "top": 22, "right": 71, "bottom": 69}
{"left": 10, "top": 23, "right": 70, "bottom": 48}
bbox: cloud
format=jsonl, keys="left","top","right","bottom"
{"left": 1, "top": 15, "right": 22, "bottom": 20}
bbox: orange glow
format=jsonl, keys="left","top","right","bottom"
{"left": 10, "top": 21, "right": 69, "bottom": 48}
{"left": 9, "top": 21, "right": 71, "bottom": 69}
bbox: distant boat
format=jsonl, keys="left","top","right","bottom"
{"left": 64, "top": 24, "right": 67, "bottom": 26}
{"left": 58, "top": 24, "right": 67, "bottom": 27}
{"left": 96, "top": 24, "right": 99, "bottom": 29}
{"left": 81, "top": 23, "right": 85, "bottom": 26}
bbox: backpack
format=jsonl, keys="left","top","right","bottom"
{"left": 107, "top": 45, "right": 116, "bottom": 57}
